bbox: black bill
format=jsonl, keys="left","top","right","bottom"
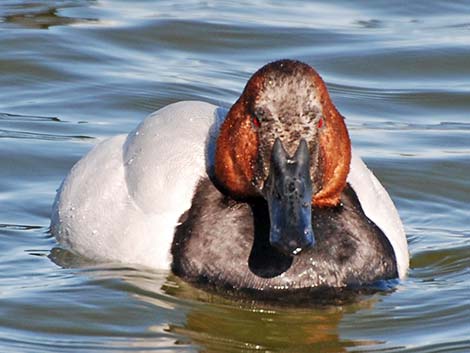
{"left": 262, "top": 138, "right": 315, "bottom": 255}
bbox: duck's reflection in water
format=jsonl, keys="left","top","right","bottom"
{"left": 50, "top": 247, "right": 382, "bottom": 353}
{"left": 163, "top": 277, "right": 383, "bottom": 353}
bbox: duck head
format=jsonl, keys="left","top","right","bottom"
{"left": 215, "top": 59, "right": 351, "bottom": 256}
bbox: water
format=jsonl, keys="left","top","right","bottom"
{"left": 1, "top": 1, "right": 469, "bottom": 352}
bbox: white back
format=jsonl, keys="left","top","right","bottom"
{"left": 52, "top": 101, "right": 221, "bottom": 269}
{"left": 347, "top": 150, "right": 409, "bottom": 278}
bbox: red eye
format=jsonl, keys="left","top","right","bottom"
{"left": 317, "top": 118, "right": 323, "bottom": 128}
{"left": 253, "top": 116, "right": 261, "bottom": 128}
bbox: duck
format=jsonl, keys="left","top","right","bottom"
{"left": 51, "top": 59, "right": 409, "bottom": 298}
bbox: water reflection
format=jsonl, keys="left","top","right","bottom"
{"left": 50, "top": 247, "right": 383, "bottom": 352}
{"left": 0, "top": 1, "right": 98, "bottom": 29}
{"left": 170, "top": 302, "right": 357, "bottom": 352}
{"left": 164, "top": 278, "right": 385, "bottom": 352}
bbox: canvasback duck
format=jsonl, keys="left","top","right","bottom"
{"left": 51, "top": 60, "right": 409, "bottom": 298}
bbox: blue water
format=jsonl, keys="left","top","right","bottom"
{"left": 0, "top": 1, "right": 469, "bottom": 352}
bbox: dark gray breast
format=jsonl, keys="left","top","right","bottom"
{"left": 171, "top": 178, "right": 397, "bottom": 301}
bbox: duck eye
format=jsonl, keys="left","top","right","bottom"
{"left": 252, "top": 109, "right": 265, "bottom": 128}
{"left": 252, "top": 115, "right": 261, "bottom": 128}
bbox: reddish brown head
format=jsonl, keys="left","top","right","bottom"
{"left": 215, "top": 59, "right": 351, "bottom": 208}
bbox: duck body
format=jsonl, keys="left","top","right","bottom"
{"left": 173, "top": 178, "right": 398, "bottom": 297}
{"left": 51, "top": 60, "right": 409, "bottom": 297}
{"left": 52, "top": 101, "right": 224, "bottom": 269}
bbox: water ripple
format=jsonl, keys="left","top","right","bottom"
{"left": 0, "top": 128, "right": 93, "bottom": 141}
{"left": 0, "top": 1, "right": 99, "bottom": 29}
{"left": 0, "top": 112, "right": 61, "bottom": 122}
{"left": 0, "top": 1, "right": 469, "bottom": 352}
